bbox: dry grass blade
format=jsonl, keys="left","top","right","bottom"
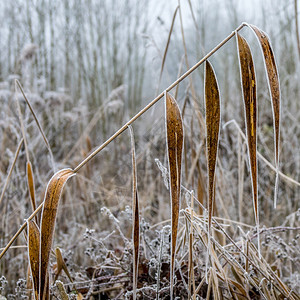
{"left": 156, "top": 5, "right": 179, "bottom": 94}
{"left": 188, "top": 192, "right": 196, "bottom": 300}
{"left": 15, "top": 82, "right": 39, "bottom": 218}
{"left": 211, "top": 267, "right": 220, "bottom": 300}
{"left": 227, "top": 278, "right": 249, "bottom": 299}
{"left": 128, "top": 125, "right": 139, "bottom": 300}
{"left": 165, "top": 92, "right": 183, "bottom": 299}
{"left": 0, "top": 201, "right": 44, "bottom": 260}
{"left": 15, "top": 84, "right": 29, "bottom": 162}
{"left": 0, "top": 138, "right": 23, "bottom": 207}
{"left": 39, "top": 169, "right": 75, "bottom": 299}
{"left": 27, "top": 219, "right": 40, "bottom": 300}
{"left": 295, "top": 0, "right": 300, "bottom": 59}
{"left": 15, "top": 80, "right": 55, "bottom": 171}
{"left": 54, "top": 247, "right": 73, "bottom": 283}
{"left": 237, "top": 33, "right": 259, "bottom": 237}
{"left": 245, "top": 23, "right": 281, "bottom": 208}
{"left": 178, "top": 0, "right": 205, "bottom": 132}
{"left": 27, "top": 161, "right": 36, "bottom": 213}
{"left": 223, "top": 119, "right": 300, "bottom": 187}
{"left": 204, "top": 61, "right": 220, "bottom": 234}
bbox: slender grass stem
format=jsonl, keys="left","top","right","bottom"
{"left": 73, "top": 23, "right": 246, "bottom": 173}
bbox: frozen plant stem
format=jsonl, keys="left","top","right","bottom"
{"left": 0, "top": 202, "right": 44, "bottom": 260}
{"left": 0, "top": 23, "right": 245, "bottom": 260}
{"left": 73, "top": 23, "right": 246, "bottom": 173}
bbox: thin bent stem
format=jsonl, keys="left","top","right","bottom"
{"left": 73, "top": 23, "right": 246, "bottom": 173}
{"left": 0, "top": 201, "right": 44, "bottom": 260}
{"left": 15, "top": 79, "right": 56, "bottom": 172}
{"left": 295, "top": 0, "right": 300, "bottom": 60}
{"left": 0, "top": 138, "right": 24, "bottom": 207}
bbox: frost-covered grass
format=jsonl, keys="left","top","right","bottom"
{"left": 0, "top": 1, "right": 300, "bottom": 299}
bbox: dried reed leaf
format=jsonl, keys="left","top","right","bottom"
{"left": 40, "top": 169, "right": 75, "bottom": 299}
{"left": 128, "top": 125, "right": 139, "bottom": 300}
{"left": 227, "top": 279, "right": 248, "bottom": 299}
{"left": 206, "top": 269, "right": 212, "bottom": 300}
{"left": 86, "top": 136, "right": 92, "bottom": 153}
{"left": 188, "top": 192, "right": 196, "bottom": 300}
{"left": 156, "top": 6, "right": 179, "bottom": 94}
{"left": 165, "top": 92, "right": 183, "bottom": 299}
{"left": 54, "top": 247, "right": 73, "bottom": 283}
{"left": 211, "top": 267, "right": 220, "bottom": 300}
{"left": 246, "top": 24, "right": 281, "bottom": 208}
{"left": 197, "top": 177, "right": 204, "bottom": 216}
{"left": 27, "top": 219, "right": 40, "bottom": 300}
{"left": 27, "top": 161, "right": 36, "bottom": 212}
{"left": 204, "top": 61, "right": 220, "bottom": 233}
{"left": 236, "top": 34, "right": 259, "bottom": 231}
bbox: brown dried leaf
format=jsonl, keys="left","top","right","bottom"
{"left": 197, "top": 177, "right": 204, "bottom": 216}
{"left": 28, "top": 219, "right": 40, "bottom": 300}
{"left": 227, "top": 278, "right": 249, "bottom": 299}
{"left": 165, "top": 92, "right": 183, "bottom": 298}
{"left": 27, "top": 161, "right": 36, "bottom": 212}
{"left": 237, "top": 33, "right": 258, "bottom": 227}
{"left": 40, "top": 169, "right": 75, "bottom": 299}
{"left": 128, "top": 125, "right": 139, "bottom": 300}
{"left": 247, "top": 24, "right": 281, "bottom": 207}
{"left": 86, "top": 136, "right": 92, "bottom": 153}
{"left": 54, "top": 247, "right": 73, "bottom": 283}
{"left": 204, "top": 61, "right": 220, "bottom": 233}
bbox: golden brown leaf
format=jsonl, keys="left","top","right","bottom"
{"left": 54, "top": 247, "right": 73, "bottom": 283}
{"left": 237, "top": 33, "right": 258, "bottom": 226}
{"left": 40, "top": 169, "right": 75, "bottom": 299}
{"left": 27, "top": 161, "right": 36, "bottom": 212}
{"left": 27, "top": 219, "right": 40, "bottom": 300}
{"left": 165, "top": 92, "right": 183, "bottom": 298}
{"left": 247, "top": 24, "right": 281, "bottom": 207}
{"left": 204, "top": 61, "right": 220, "bottom": 233}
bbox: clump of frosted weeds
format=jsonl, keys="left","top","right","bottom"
{"left": 140, "top": 218, "right": 150, "bottom": 234}
{"left": 84, "top": 228, "right": 95, "bottom": 239}
{"left": 155, "top": 158, "right": 169, "bottom": 189}
{"left": 0, "top": 276, "right": 8, "bottom": 295}
{"left": 288, "top": 273, "right": 300, "bottom": 293}
{"left": 148, "top": 257, "right": 159, "bottom": 279}
{"left": 14, "top": 279, "right": 27, "bottom": 299}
